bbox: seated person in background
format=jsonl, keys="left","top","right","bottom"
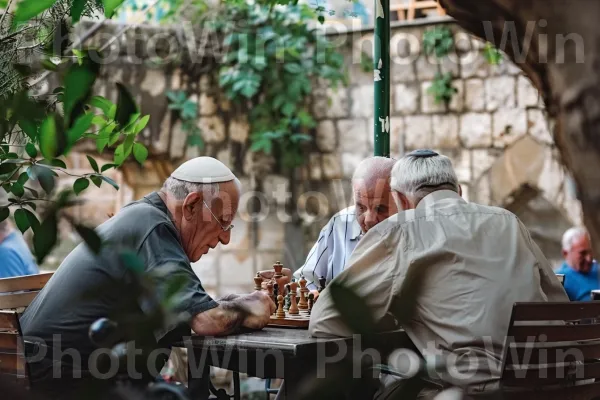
{"left": 555, "top": 227, "right": 599, "bottom": 301}
{"left": 291, "top": 156, "right": 397, "bottom": 299}
{"left": 0, "top": 191, "right": 39, "bottom": 278}
{"left": 310, "top": 149, "right": 568, "bottom": 397}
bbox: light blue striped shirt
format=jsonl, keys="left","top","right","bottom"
{"left": 294, "top": 206, "right": 362, "bottom": 290}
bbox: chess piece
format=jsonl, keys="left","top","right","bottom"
{"left": 254, "top": 273, "right": 263, "bottom": 291}
{"left": 307, "top": 293, "right": 314, "bottom": 315}
{"left": 284, "top": 284, "right": 291, "bottom": 311}
{"left": 276, "top": 295, "right": 286, "bottom": 318}
{"left": 273, "top": 261, "right": 284, "bottom": 279}
{"left": 298, "top": 276, "right": 309, "bottom": 310}
{"left": 318, "top": 276, "right": 326, "bottom": 292}
{"left": 267, "top": 281, "right": 274, "bottom": 301}
{"left": 273, "top": 283, "right": 279, "bottom": 305}
{"left": 289, "top": 287, "right": 299, "bottom": 315}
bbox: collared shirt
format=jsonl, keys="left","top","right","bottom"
{"left": 309, "top": 190, "right": 568, "bottom": 390}
{"left": 555, "top": 261, "right": 600, "bottom": 301}
{"left": 293, "top": 206, "right": 362, "bottom": 290}
{"left": 0, "top": 231, "right": 39, "bottom": 278}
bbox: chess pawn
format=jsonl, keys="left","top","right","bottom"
{"left": 276, "top": 295, "right": 286, "bottom": 318}
{"left": 298, "top": 276, "right": 309, "bottom": 310}
{"left": 288, "top": 287, "right": 299, "bottom": 315}
{"left": 307, "top": 293, "right": 314, "bottom": 315}
{"left": 254, "top": 273, "right": 263, "bottom": 291}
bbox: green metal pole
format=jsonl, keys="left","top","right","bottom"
{"left": 373, "top": 0, "right": 390, "bottom": 157}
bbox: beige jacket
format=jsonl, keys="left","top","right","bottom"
{"left": 309, "top": 190, "right": 568, "bottom": 390}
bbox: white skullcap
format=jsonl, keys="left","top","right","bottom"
{"left": 171, "top": 157, "right": 235, "bottom": 183}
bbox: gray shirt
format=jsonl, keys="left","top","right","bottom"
{"left": 20, "top": 192, "right": 217, "bottom": 379}
{"left": 309, "top": 190, "right": 568, "bottom": 391}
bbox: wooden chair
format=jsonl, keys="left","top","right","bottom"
{"left": 0, "top": 310, "right": 29, "bottom": 387}
{"left": 498, "top": 302, "right": 600, "bottom": 399}
{"left": 0, "top": 272, "right": 53, "bottom": 312}
{"left": 390, "top": 0, "right": 445, "bottom": 21}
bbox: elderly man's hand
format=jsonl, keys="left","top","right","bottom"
{"left": 241, "top": 291, "right": 276, "bottom": 330}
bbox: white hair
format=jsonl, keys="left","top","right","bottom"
{"left": 162, "top": 176, "right": 241, "bottom": 202}
{"left": 562, "top": 227, "right": 588, "bottom": 251}
{"left": 390, "top": 151, "right": 459, "bottom": 203}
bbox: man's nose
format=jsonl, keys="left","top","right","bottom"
{"left": 364, "top": 210, "right": 378, "bottom": 227}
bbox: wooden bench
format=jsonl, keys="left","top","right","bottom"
{"left": 390, "top": 0, "right": 445, "bottom": 21}
{"left": 0, "top": 272, "right": 53, "bottom": 312}
{"left": 0, "top": 310, "right": 29, "bottom": 387}
{"left": 498, "top": 302, "right": 600, "bottom": 399}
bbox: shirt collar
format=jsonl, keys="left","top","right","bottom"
{"left": 351, "top": 218, "right": 363, "bottom": 241}
{"left": 415, "top": 189, "right": 465, "bottom": 210}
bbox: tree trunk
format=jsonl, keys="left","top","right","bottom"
{"left": 438, "top": 0, "right": 600, "bottom": 257}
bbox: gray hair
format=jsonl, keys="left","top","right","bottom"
{"left": 162, "top": 176, "right": 241, "bottom": 202}
{"left": 562, "top": 227, "right": 588, "bottom": 251}
{"left": 390, "top": 151, "right": 459, "bottom": 203}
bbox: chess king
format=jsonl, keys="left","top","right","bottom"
{"left": 290, "top": 156, "right": 398, "bottom": 299}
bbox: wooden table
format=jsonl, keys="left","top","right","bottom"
{"left": 176, "top": 327, "right": 411, "bottom": 400}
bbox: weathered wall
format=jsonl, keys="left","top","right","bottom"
{"left": 42, "top": 18, "right": 581, "bottom": 294}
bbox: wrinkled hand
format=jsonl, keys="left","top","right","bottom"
{"left": 241, "top": 291, "right": 276, "bottom": 330}
{"left": 310, "top": 289, "right": 320, "bottom": 301}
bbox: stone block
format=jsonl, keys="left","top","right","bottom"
{"left": 404, "top": 115, "right": 433, "bottom": 149}
{"left": 421, "top": 82, "right": 446, "bottom": 113}
{"left": 200, "top": 93, "right": 217, "bottom": 115}
{"left": 230, "top": 118, "right": 249, "bottom": 143}
{"left": 263, "top": 175, "right": 289, "bottom": 207}
{"left": 492, "top": 108, "right": 527, "bottom": 147}
{"left": 518, "top": 75, "right": 540, "bottom": 108}
{"left": 311, "top": 89, "right": 328, "bottom": 119}
{"left": 392, "top": 62, "right": 417, "bottom": 83}
{"left": 322, "top": 154, "right": 343, "bottom": 180}
{"left": 472, "top": 149, "right": 500, "bottom": 181}
{"left": 465, "top": 79, "right": 485, "bottom": 111}
{"left": 441, "top": 55, "right": 460, "bottom": 78}
{"left": 454, "top": 32, "right": 474, "bottom": 53}
{"left": 328, "top": 87, "right": 350, "bottom": 118}
{"left": 351, "top": 85, "right": 374, "bottom": 118}
{"left": 348, "top": 61, "right": 373, "bottom": 86}
{"left": 342, "top": 152, "right": 364, "bottom": 179}
{"left": 354, "top": 33, "right": 375, "bottom": 60}
{"left": 451, "top": 150, "right": 472, "bottom": 182}
{"left": 459, "top": 113, "right": 492, "bottom": 148}
{"left": 460, "top": 51, "right": 489, "bottom": 79}
{"left": 528, "top": 109, "right": 554, "bottom": 144}
{"left": 338, "top": 119, "right": 369, "bottom": 152}
{"left": 316, "top": 120, "right": 337, "bottom": 152}
{"left": 155, "top": 110, "right": 171, "bottom": 154}
{"left": 394, "top": 83, "right": 419, "bottom": 114}
{"left": 449, "top": 80, "right": 464, "bottom": 112}
{"left": 486, "top": 76, "right": 516, "bottom": 111}
{"left": 432, "top": 115, "right": 459, "bottom": 149}
{"left": 415, "top": 56, "right": 438, "bottom": 81}
{"left": 199, "top": 116, "right": 226, "bottom": 143}
{"left": 309, "top": 153, "right": 322, "bottom": 180}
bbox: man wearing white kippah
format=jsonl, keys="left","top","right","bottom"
{"left": 20, "top": 157, "right": 275, "bottom": 398}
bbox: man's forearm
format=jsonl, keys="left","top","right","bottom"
{"left": 191, "top": 298, "right": 249, "bottom": 336}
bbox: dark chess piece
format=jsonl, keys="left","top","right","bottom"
{"left": 318, "top": 276, "right": 326, "bottom": 292}
{"left": 273, "top": 283, "right": 279, "bottom": 305}
{"left": 284, "top": 284, "right": 291, "bottom": 311}
{"left": 307, "top": 293, "right": 314, "bottom": 315}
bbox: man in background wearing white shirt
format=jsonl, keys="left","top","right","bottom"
{"left": 293, "top": 156, "right": 398, "bottom": 299}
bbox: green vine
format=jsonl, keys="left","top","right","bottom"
{"left": 483, "top": 42, "right": 503, "bottom": 65}
{"left": 428, "top": 72, "right": 458, "bottom": 106}
{"left": 166, "top": 90, "right": 204, "bottom": 149}
{"left": 423, "top": 26, "right": 454, "bottom": 58}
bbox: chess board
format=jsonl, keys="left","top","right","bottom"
{"left": 268, "top": 310, "right": 311, "bottom": 328}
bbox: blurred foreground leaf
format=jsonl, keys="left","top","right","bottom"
{"left": 34, "top": 214, "right": 58, "bottom": 264}
{"left": 73, "top": 223, "right": 102, "bottom": 254}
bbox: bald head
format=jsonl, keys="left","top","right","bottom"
{"left": 351, "top": 157, "right": 398, "bottom": 233}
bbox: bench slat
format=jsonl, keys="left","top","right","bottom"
{"left": 509, "top": 323, "right": 600, "bottom": 342}
{"left": 0, "top": 353, "right": 25, "bottom": 375}
{"left": 0, "top": 273, "right": 53, "bottom": 294}
{"left": 0, "top": 312, "right": 19, "bottom": 331}
{"left": 0, "top": 334, "right": 18, "bottom": 353}
{"left": 0, "top": 292, "right": 39, "bottom": 309}
{"left": 512, "top": 302, "right": 600, "bottom": 322}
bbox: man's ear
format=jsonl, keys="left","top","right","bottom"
{"left": 562, "top": 249, "right": 568, "bottom": 259}
{"left": 182, "top": 192, "right": 202, "bottom": 221}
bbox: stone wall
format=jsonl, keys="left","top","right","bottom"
{"left": 42, "top": 18, "right": 581, "bottom": 295}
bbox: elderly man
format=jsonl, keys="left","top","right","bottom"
{"left": 555, "top": 227, "right": 599, "bottom": 301}
{"left": 309, "top": 150, "right": 567, "bottom": 397}
{"left": 292, "top": 156, "right": 397, "bottom": 298}
{"left": 20, "top": 157, "right": 274, "bottom": 398}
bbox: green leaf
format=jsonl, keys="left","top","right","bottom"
{"left": 33, "top": 214, "right": 58, "bottom": 264}
{"left": 14, "top": 209, "right": 30, "bottom": 234}
{"left": 17, "top": 172, "right": 29, "bottom": 186}
{"left": 90, "top": 96, "right": 114, "bottom": 115}
{"left": 25, "top": 143, "right": 37, "bottom": 158}
{"left": 114, "top": 83, "right": 138, "bottom": 129}
{"left": 39, "top": 115, "right": 58, "bottom": 159}
{"left": 36, "top": 165, "right": 55, "bottom": 194}
{"left": 25, "top": 209, "right": 40, "bottom": 233}
{"left": 71, "top": 0, "right": 86, "bottom": 23}
{"left": 73, "top": 223, "right": 102, "bottom": 254}
{"left": 132, "top": 143, "right": 148, "bottom": 164}
{"left": 90, "top": 175, "right": 102, "bottom": 188}
{"left": 318, "top": 15, "right": 325, "bottom": 24}
{"left": 63, "top": 61, "right": 98, "bottom": 123}
{"left": 103, "top": 0, "right": 125, "bottom": 18}
{"left": 87, "top": 155, "right": 99, "bottom": 173}
{"left": 13, "top": 0, "right": 56, "bottom": 26}
{"left": 53, "top": 86, "right": 64, "bottom": 94}
{"left": 101, "top": 163, "right": 117, "bottom": 172}
{"left": 11, "top": 183, "right": 24, "bottom": 197}
{"left": 101, "top": 176, "right": 119, "bottom": 190}
{"left": 0, "top": 208, "right": 9, "bottom": 224}
{"left": 119, "top": 250, "right": 145, "bottom": 274}
{"left": 67, "top": 113, "right": 94, "bottom": 146}
{"left": 284, "top": 63, "right": 303, "bottom": 74}
{"left": 0, "top": 163, "right": 19, "bottom": 175}
{"left": 91, "top": 115, "right": 107, "bottom": 127}
{"left": 73, "top": 177, "right": 89, "bottom": 195}
{"left": 281, "top": 102, "right": 295, "bottom": 116}
{"left": 25, "top": 187, "right": 38, "bottom": 198}
{"left": 19, "top": 120, "right": 38, "bottom": 141}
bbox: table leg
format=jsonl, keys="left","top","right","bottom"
{"left": 187, "top": 348, "right": 210, "bottom": 400}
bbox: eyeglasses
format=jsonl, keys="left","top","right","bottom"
{"left": 203, "top": 200, "right": 234, "bottom": 232}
